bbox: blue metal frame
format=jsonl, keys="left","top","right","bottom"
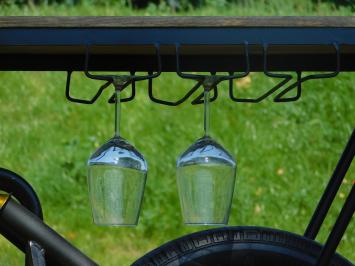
{"left": 0, "top": 27, "right": 355, "bottom": 71}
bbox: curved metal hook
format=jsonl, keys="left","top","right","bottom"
{"left": 148, "top": 76, "right": 204, "bottom": 106}
{"left": 177, "top": 41, "right": 250, "bottom": 89}
{"left": 167, "top": 42, "right": 250, "bottom": 106}
{"left": 273, "top": 71, "right": 302, "bottom": 102}
{"left": 229, "top": 43, "right": 292, "bottom": 103}
{"left": 274, "top": 42, "right": 340, "bottom": 102}
{"left": 191, "top": 72, "right": 219, "bottom": 105}
{"left": 66, "top": 44, "right": 161, "bottom": 105}
{"left": 65, "top": 71, "right": 111, "bottom": 104}
{"left": 108, "top": 71, "right": 136, "bottom": 104}
{"left": 84, "top": 43, "right": 162, "bottom": 84}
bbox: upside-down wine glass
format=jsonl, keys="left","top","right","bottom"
{"left": 176, "top": 80, "right": 237, "bottom": 225}
{"left": 87, "top": 78, "right": 147, "bottom": 226}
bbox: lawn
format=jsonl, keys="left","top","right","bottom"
{"left": 0, "top": 1, "right": 354, "bottom": 265}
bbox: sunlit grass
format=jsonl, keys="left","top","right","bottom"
{"left": 0, "top": 0, "right": 354, "bottom": 16}
{"left": 0, "top": 1, "right": 354, "bottom": 265}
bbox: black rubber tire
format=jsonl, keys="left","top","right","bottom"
{"left": 132, "top": 226, "right": 353, "bottom": 266}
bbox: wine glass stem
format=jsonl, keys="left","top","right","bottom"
{"left": 115, "top": 89, "right": 121, "bottom": 138}
{"left": 203, "top": 88, "right": 210, "bottom": 137}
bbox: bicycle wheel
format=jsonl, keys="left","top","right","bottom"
{"left": 132, "top": 226, "right": 353, "bottom": 266}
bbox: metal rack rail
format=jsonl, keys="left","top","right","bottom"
{"left": 0, "top": 16, "right": 354, "bottom": 266}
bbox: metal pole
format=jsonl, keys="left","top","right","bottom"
{"left": 304, "top": 129, "right": 355, "bottom": 239}
{"left": 316, "top": 184, "right": 355, "bottom": 266}
{"left": 0, "top": 197, "right": 98, "bottom": 266}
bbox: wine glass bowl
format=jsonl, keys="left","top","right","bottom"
{"left": 176, "top": 82, "right": 237, "bottom": 225}
{"left": 88, "top": 136, "right": 147, "bottom": 226}
{"left": 176, "top": 135, "right": 236, "bottom": 225}
{"left": 87, "top": 80, "right": 147, "bottom": 226}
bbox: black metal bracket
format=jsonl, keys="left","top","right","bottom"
{"left": 273, "top": 42, "right": 340, "bottom": 103}
{"left": 65, "top": 42, "right": 340, "bottom": 106}
{"left": 66, "top": 44, "right": 162, "bottom": 104}
{"left": 148, "top": 42, "right": 250, "bottom": 106}
{"left": 229, "top": 43, "right": 292, "bottom": 103}
{"left": 229, "top": 43, "right": 340, "bottom": 103}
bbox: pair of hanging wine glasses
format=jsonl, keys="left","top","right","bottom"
{"left": 87, "top": 77, "right": 237, "bottom": 226}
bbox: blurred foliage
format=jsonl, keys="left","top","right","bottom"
{"left": 0, "top": 1, "right": 354, "bottom": 266}
{"left": 0, "top": 0, "right": 354, "bottom": 11}
{"left": 313, "top": 0, "right": 355, "bottom": 10}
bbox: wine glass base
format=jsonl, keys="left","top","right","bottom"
{"left": 93, "top": 222, "right": 138, "bottom": 227}
{"left": 183, "top": 222, "right": 227, "bottom": 226}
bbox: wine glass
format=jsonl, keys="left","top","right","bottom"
{"left": 87, "top": 79, "right": 147, "bottom": 226}
{"left": 176, "top": 81, "right": 237, "bottom": 225}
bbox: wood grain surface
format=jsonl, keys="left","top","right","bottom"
{"left": 0, "top": 16, "right": 354, "bottom": 28}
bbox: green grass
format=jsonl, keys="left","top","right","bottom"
{"left": 0, "top": 0, "right": 354, "bottom": 16}
{"left": 0, "top": 1, "right": 354, "bottom": 265}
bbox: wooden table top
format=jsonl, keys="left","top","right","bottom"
{"left": 0, "top": 16, "right": 355, "bottom": 28}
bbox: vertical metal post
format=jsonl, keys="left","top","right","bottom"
{"left": 304, "top": 129, "right": 355, "bottom": 239}
{"left": 316, "top": 184, "right": 355, "bottom": 266}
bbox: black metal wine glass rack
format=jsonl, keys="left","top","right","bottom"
{"left": 0, "top": 16, "right": 354, "bottom": 266}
